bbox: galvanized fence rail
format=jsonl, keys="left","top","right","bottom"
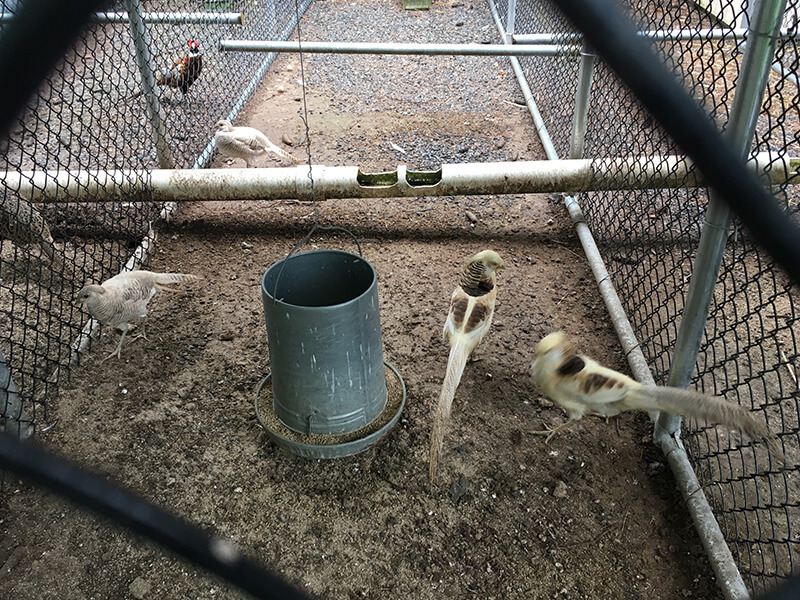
{"left": 0, "top": 0, "right": 311, "bottom": 437}
{"left": 487, "top": 0, "right": 800, "bottom": 597}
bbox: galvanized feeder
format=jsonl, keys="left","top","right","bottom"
{"left": 255, "top": 249, "right": 405, "bottom": 458}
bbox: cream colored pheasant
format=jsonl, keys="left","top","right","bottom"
{"left": 214, "top": 119, "right": 297, "bottom": 167}
{"left": 530, "top": 331, "right": 783, "bottom": 463}
{"left": 76, "top": 270, "right": 199, "bottom": 360}
{"left": 429, "top": 250, "right": 504, "bottom": 485}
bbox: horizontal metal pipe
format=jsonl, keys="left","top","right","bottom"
{"left": 513, "top": 27, "right": 797, "bottom": 44}
{"left": 2, "top": 152, "right": 796, "bottom": 203}
{"left": 219, "top": 40, "right": 580, "bottom": 57}
{"left": 0, "top": 11, "right": 244, "bottom": 24}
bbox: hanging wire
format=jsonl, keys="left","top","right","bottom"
{"left": 270, "top": 0, "right": 362, "bottom": 304}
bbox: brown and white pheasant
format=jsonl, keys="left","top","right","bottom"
{"left": 0, "top": 195, "right": 63, "bottom": 270}
{"left": 429, "top": 249, "right": 504, "bottom": 485}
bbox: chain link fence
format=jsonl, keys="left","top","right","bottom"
{"left": 2, "top": 0, "right": 800, "bottom": 596}
{"left": 0, "top": 0, "right": 310, "bottom": 438}
{"left": 492, "top": 0, "right": 800, "bottom": 595}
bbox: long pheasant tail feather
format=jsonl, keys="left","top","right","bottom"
{"left": 635, "top": 386, "right": 784, "bottom": 463}
{"left": 429, "top": 339, "right": 472, "bottom": 485}
{"left": 265, "top": 139, "right": 298, "bottom": 163}
{"left": 152, "top": 272, "right": 200, "bottom": 292}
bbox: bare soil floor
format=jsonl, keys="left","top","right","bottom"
{"left": 0, "top": 0, "right": 724, "bottom": 598}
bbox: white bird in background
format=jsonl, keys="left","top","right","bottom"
{"left": 214, "top": 119, "right": 298, "bottom": 167}
{"left": 429, "top": 249, "right": 504, "bottom": 485}
{"left": 76, "top": 270, "right": 199, "bottom": 360}
{"left": 529, "top": 331, "right": 784, "bottom": 463}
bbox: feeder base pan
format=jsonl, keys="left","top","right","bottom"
{"left": 254, "top": 363, "right": 405, "bottom": 459}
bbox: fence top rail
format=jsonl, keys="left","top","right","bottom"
{"left": 513, "top": 27, "right": 799, "bottom": 44}
{"left": 218, "top": 40, "right": 581, "bottom": 56}
{"left": 0, "top": 11, "right": 244, "bottom": 25}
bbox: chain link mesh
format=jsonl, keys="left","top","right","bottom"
{"left": 0, "top": 0, "right": 309, "bottom": 438}
{"left": 502, "top": 0, "right": 800, "bottom": 594}
{"left": 497, "top": 0, "right": 579, "bottom": 158}
{"left": 3, "top": 0, "right": 800, "bottom": 594}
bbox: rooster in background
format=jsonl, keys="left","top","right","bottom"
{"left": 156, "top": 39, "right": 202, "bottom": 97}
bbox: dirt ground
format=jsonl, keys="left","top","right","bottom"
{"left": 0, "top": 0, "right": 726, "bottom": 598}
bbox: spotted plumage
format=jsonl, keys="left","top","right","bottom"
{"left": 429, "top": 250, "right": 504, "bottom": 485}
{"left": 529, "top": 331, "right": 783, "bottom": 463}
{"left": 76, "top": 270, "right": 199, "bottom": 360}
{"left": 449, "top": 297, "right": 469, "bottom": 328}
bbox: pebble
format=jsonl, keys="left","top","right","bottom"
{"left": 449, "top": 474, "right": 469, "bottom": 503}
{"left": 553, "top": 480, "right": 568, "bottom": 498}
{"left": 129, "top": 576, "right": 151, "bottom": 599}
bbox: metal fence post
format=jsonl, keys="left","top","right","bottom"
{"left": 487, "top": 0, "right": 559, "bottom": 160}
{"left": 569, "top": 40, "right": 595, "bottom": 159}
{"left": 123, "top": 0, "right": 173, "bottom": 169}
{"left": 506, "top": 0, "right": 516, "bottom": 39}
{"left": 659, "top": 0, "right": 789, "bottom": 433}
{"left": 0, "top": 347, "right": 30, "bottom": 440}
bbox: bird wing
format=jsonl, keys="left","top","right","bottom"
{"left": 110, "top": 270, "right": 197, "bottom": 294}
{"left": 227, "top": 130, "right": 267, "bottom": 154}
{"left": 443, "top": 285, "right": 496, "bottom": 349}
{"left": 541, "top": 354, "right": 635, "bottom": 418}
{"left": 172, "top": 56, "right": 189, "bottom": 74}
{"left": 103, "top": 272, "right": 157, "bottom": 305}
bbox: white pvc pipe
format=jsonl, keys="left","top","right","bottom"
{"left": 2, "top": 152, "right": 796, "bottom": 202}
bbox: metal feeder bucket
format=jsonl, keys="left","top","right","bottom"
{"left": 261, "top": 249, "right": 388, "bottom": 437}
